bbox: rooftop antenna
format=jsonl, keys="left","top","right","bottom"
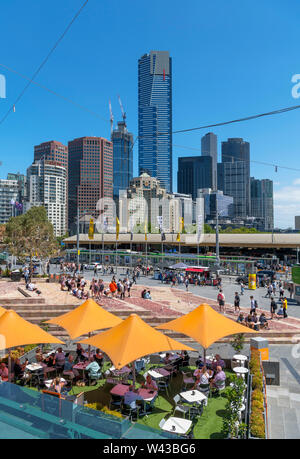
{"left": 109, "top": 99, "right": 114, "bottom": 137}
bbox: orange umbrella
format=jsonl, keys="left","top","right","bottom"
{"left": 46, "top": 298, "right": 122, "bottom": 340}
{"left": 0, "top": 309, "right": 64, "bottom": 381}
{"left": 157, "top": 303, "right": 257, "bottom": 359}
{"left": 0, "top": 310, "right": 64, "bottom": 350}
{"left": 0, "top": 306, "right": 6, "bottom": 317}
{"left": 79, "top": 313, "right": 195, "bottom": 385}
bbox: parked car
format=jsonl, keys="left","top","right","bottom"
{"left": 83, "top": 263, "right": 102, "bottom": 271}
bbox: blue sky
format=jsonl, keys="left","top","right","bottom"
{"left": 0, "top": 0, "right": 300, "bottom": 228}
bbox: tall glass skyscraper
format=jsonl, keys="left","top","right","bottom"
{"left": 138, "top": 51, "right": 172, "bottom": 192}
{"left": 112, "top": 121, "right": 133, "bottom": 201}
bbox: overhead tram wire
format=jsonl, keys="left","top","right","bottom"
{"left": 0, "top": 63, "right": 108, "bottom": 122}
{"left": 0, "top": 0, "right": 89, "bottom": 127}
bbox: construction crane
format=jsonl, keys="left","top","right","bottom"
{"left": 118, "top": 95, "right": 126, "bottom": 125}
{"left": 109, "top": 99, "right": 114, "bottom": 136}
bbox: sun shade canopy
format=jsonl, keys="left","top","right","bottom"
{"left": 0, "top": 309, "right": 64, "bottom": 350}
{"left": 79, "top": 313, "right": 195, "bottom": 369}
{"left": 46, "top": 298, "right": 123, "bottom": 340}
{"left": 157, "top": 303, "right": 257, "bottom": 349}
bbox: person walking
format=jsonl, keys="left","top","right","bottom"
{"left": 240, "top": 281, "right": 245, "bottom": 295}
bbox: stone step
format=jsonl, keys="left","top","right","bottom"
{"left": 0, "top": 297, "right": 46, "bottom": 305}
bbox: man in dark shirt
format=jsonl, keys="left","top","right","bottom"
{"left": 234, "top": 292, "right": 240, "bottom": 312}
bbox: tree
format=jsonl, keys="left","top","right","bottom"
{"left": 5, "top": 206, "right": 58, "bottom": 279}
{"left": 204, "top": 223, "right": 215, "bottom": 234}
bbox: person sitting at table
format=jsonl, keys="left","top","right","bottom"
{"left": 53, "top": 348, "right": 66, "bottom": 373}
{"left": 141, "top": 375, "right": 158, "bottom": 409}
{"left": 0, "top": 362, "right": 9, "bottom": 381}
{"left": 123, "top": 385, "right": 143, "bottom": 414}
{"left": 211, "top": 354, "right": 225, "bottom": 371}
{"left": 164, "top": 353, "right": 172, "bottom": 364}
{"left": 75, "top": 344, "right": 86, "bottom": 362}
{"left": 210, "top": 366, "right": 226, "bottom": 389}
{"left": 44, "top": 352, "right": 55, "bottom": 367}
{"left": 193, "top": 366, "right": 212, "bottom": 387}
{"left": 180, "top": 351, "right": 190, "bottom": 367}
{"left": 94, "top": 349, "right": 104, "bottom": 367}
{"left": 85, "top": 356, "right": 101, "bottom": 385}
{"left": 63, "top": 354, "right": 80, "bottom": 381}
{"left": 259, "top": 312, "right": 269, "bottom": 330}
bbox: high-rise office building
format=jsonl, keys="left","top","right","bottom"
{"left": 250, "top": 178, "right": 274, "bottom": 230}
{"left": 138, "top": 51, "right": 172, "bottom": 192}
{"left": 34, "top": 140, "right": 68, "bottom": 171}
{"left": 201, "top": 132, "right": 217, "bottom": 190}
{"left": 218, "top": 138, "right": 250, "bottom": 218}
{"left": 198, "top": 188, "right": 234, "bottom": 221}
{"left": 7, "top": 172, "right": 27, "bottom": 204}
{"left": 26, "top": 158, "right": 67, "bottom": 236}
{"left": 0, "top": 179, "right": 19, "bottom": 224}
{"left": 68, "top": 137, "right": 113, "bottom": 229}
{"left": 177, "top": 156, "right": 213, "bottom": 200}
{"left": 112, "top": 121, "right": 133, "bottom": 201}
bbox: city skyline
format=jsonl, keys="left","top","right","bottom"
{"left": 0, "top": 1, "right": 300, "bottom": 228}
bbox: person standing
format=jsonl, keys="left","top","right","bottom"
{"left": 234, "top": 292, "right": 240, "bottom": 313}
{"left": 270, "top": 296, "right": 278, "bottom": 320}
{"left": 282, "top": 297, "right": 288, "bottom": 318}
{"left": 250, "top": 296, "right": 258, "bottom": 315}
{"left": 217, "top": 289, "right": 225, "bottom": 313}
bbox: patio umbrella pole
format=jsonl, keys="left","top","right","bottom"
{"left": 8, "top": 349, "right": 11, "bottom": 383}
{"left": 132, "top": 360, "right": 136, "bottom": 388}
{"left": 88, "top": 332, "right": 91, "bottom": 360}
{"left": 203, "top": 346, "right": 206, "bottom": 365}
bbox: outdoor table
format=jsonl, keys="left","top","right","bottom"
{"left": 73, "top": 361, "right": 90, "bottom": 380}
{"left": 159, "top": 353, "right": 179, "bottom": 361}
{"left": 137, "top": 388, "right": 158, "bottom": 402}
{"left": 233, "top": 366, "right": 249, "bottom": 379}
{"left": 43, "top": 366, "right": 56, "bottom": 376}
{"left": 161, "top": 416, "right": 192, "bottom": 435}
{"left": 148, "top": 369, "right": 164, "bottom": 380}
{"left": 45, "top": 377, "right": 66, "bottom": 389}
{"left": 112, "top": 366, "right": 131, "bottom": 376}
{"left": 26, "top": 363, "right": 43, "bottom": 372}
{"left": 110, "top": 383, "right": 130, "bottom": 397}
{"left": 180, "top": 389, "right": 208, "bottom": 406}
{"left": 155, "top": 368, "right": 170, "bottom": 377}
{"left": 233, "top": 354, "right": 248, "bottom": 367}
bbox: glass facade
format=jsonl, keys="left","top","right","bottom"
{"left": 219, "top": 138, "right": 250, "bottom": 218}
{"left": 138, "top": 51, "right": 172, "bottom": 192}
{"left": 201, "top": 132, "right": 218, "bottom": 190}
{"left": 112, "top": 121, "right": 133, "bottom": 201}
{"left": 250, "top": 177, "right": 274, "bottom": 230}
{"left": 177, "top": 156, "right": 213, "bottom": 200}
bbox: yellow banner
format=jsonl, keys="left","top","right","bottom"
{"left": 88, "top": 218, "right": 94, "bottom": 240}
{"left": 248, "top": 273, "right": 256, "bottom": 290}
{"left": 116, "top": 217, "right": 120, "bottom": 240}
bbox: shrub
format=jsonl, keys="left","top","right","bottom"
{"left": 251, "top": 389, "right": 264, "bottom": 404}
{"left": 249, "top": 348, "right": 266, "bottom": 438}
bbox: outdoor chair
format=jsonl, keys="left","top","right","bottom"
{"left": 87, "top": 369, "right": 102, "bottom": 386}
{"left": 30, "top": 369, "right": 45, "bottom": 390}
{"left": 109, "top": 394, "right": 123, "bottom": 412}
{"left": 150, "top": 354, "right": 162, "bottom": 365}
{"left": 189, "top": 401, "right": 204, "bottom": 419}
{"left": 159, "top": 418, "right": 166, "bottom": 430}
{"left": 181, "top": 371, "right": 195, "bottom": 390}
{"left": 211, "top": 379, "right": 226, "bottom": 396}
{"left": 198, "top": 383, "right": 211, "bottom": 398}
{"left": 121, "top": 401, "right": 140, "bottom": 422}
{"left": 157, "top": 379, "right": 169, "bottom": 395}
{"left": 173, "top": 395, "right": 190, "bottom": 419}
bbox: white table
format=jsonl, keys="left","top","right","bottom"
{"left": 147, "top": 370, "right": 164, "bottom": 380}
{"left": 26, "top": 364, "right": 43, "bottom": 372}
{"left": 180, "top": 389, "right": 208, "bottom": 406}
{"left": 162, "top": 417, "right": 192, "bottom": 435}
{"left": 233, "top": 354, "right": 248, "bottom": 367}
{"left": 233, "top": 366, "right": 249, "bottom": 379}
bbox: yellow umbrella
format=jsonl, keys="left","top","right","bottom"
{"left": 46, "top": 298, "right": 123, "bottom": 340}
{"left": 0, "top": 306, "right": 6, "bottom": 317}
{"left": 79, "top": 313, "right": 195, "bottom": 386}
{"left": 0, "top": 309, "right": 64, "bottom": 381}
{"left": 157, "top": 303, "right": 257, "bottom": 360}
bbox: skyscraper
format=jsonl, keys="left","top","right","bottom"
{"left": 218, "top": 138, "right": 250, "bottom": 218}
{"left": 138, "top": 51, "right": 172, "bottom": 192}
{"left": 26, "top": 158, "right": 67, "bottom": 236}
{"left": 177, "top": 156, "right": 213, "bottom": 200}
{"left": 111, "top": 121, "right": 133, "bottom": 201}
{"left": 34, "top": 140, "right": 68, "bottom": 171}
{"left": 201, "top": 132, "right": 217, "bottom": 190}
{"left": 68, "top": 137, "right": 113, "bottom": 229}
{"left": 0, "top": 179, "right": 19, "bottom": 224}
{"left": 250, "top": 178, "right": 274, "bottom": 230}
